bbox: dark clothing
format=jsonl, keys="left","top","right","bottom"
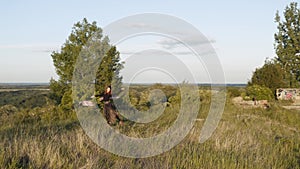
{"left": 96, "top": 92, "right": 121, "bottom": 124}
{"left": 104, "top": 102, "right": 119, "bottom": 123}
{"left": 95, "top": 92, "right": 112, "bottom": 102}
{"left": 102, "top": 93, "right": 112, "bottom": 102}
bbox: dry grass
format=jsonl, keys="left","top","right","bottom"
{"left": 0, "top": 91, "right": 299, "bottom": 168}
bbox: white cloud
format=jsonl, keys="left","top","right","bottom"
{"left": 158, "top": 36, "right": 216, "bottom": 49}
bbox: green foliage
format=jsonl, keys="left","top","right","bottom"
{"left": 150, "top": 83, "right": 177, "bottom": 100}
{"left": 51, "top": 18, "right": 101, "bottom": 107}
{"left": 52, "top": 18, "right": 101, "bottom": 83}
{"left": 0, "top": 90, "right": 49, "bottom": 109}
{"left": 274, "top": 2, "right": 300, "bottom": 82}
{"left": 0, "top": 105, "right": 18, "bottom": 118}
{"left": 226, "top": 87, "right": 244, "bottom": 97}
{"left": 50, "top": 18, "right": 123, "bottom": 109}
{"left": 60, "top": 90, "right": 73, "bottom": 111}
{"left": 248, "top": 2, "right": 300, "bottom": 100}
{"left": 246, "top": 85, "right": 273, "bottom": 100}
{"left": 95, "top": 46, "right": 124, "bottom": 96}
{"left": 248, "top": 59, "right": 292, "bottom": 92}
{"left": 168, "top": 88, "right": 181, "bottom": 105}
{"left": 124, "top": 84, "right": 176, "bottom": 112}
{"left": 1, "top": 86, "right": 300, "bottom": 168}
{"left": 49, "top": 78, "right": 66, "bottom": 104}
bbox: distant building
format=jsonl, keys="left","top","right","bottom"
{"left": 276, "top": 88, "right": 300, "bottom": 100}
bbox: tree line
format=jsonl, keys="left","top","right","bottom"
{"left": 248, "top": 2, "right": 300, "bottom": 99}
{"left": 50, "top": 2, "right": 299, "bottom": 109}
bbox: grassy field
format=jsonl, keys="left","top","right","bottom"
{"left": 0, "top": 85, "right": 299, "bottom": 168}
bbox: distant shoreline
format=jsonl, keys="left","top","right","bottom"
{"left": 0, "top": 83, "right": 246, "bottom": 87}
{"left": 0, "top": 83, "right": 50, "bottom": 89}
{"left": 0, "top": 83, "right": 50, "bottom": 86}
{"left": 0, "top": 88, "right": 50, "bottom": 92}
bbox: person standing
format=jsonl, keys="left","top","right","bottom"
{"left": 97, "top": 86, "right": 123, "bottom": 125}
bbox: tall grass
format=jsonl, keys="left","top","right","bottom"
{"left": 0, "top": 90, "right": 299, "bottom": 168}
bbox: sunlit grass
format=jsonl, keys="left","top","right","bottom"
{"left": 0, "top": 88, "right": 299, "bottom": 168}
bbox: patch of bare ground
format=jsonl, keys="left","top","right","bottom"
{"left": 232, "top": 97, "right": 269, "bottom": 109}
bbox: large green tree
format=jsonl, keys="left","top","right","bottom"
{"left": 274, "top": 2, "right": 300, "bottom": 83}
{"left": 50, "top": 18, "right": 123, "bottom": 110}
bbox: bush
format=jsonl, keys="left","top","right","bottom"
{"left": 227, "top": 87, "right": 243, "bottom": 97}
{"left": 246, "top": 85, "right": 273, "bottom": 100}
{"left": 0, "top": 104, "right": 18, "bottom": 114}
{"left": 248, "top": 59, "right": 293, "bottom": 92}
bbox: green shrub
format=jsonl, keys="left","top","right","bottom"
{"left": 246, "top": 85, "right": 273, "bottom": 100}
{"left": 227, "top": 87, "right": 243, "bottom": 97}
{"left": 0, "top": 105, "right": 18, "bottom": 115}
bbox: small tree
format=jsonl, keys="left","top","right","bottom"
{"left": 50, "top": 18, "right": 123, "bottom": 110}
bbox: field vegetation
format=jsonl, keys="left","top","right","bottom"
{"left": 0, "top": 84, "right": 299, "bottom": 168}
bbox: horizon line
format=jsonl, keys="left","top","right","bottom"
{"left": 0, "top": 82, "right": 247, "bottom": 85}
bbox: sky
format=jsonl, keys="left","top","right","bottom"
{"left": 0, "top": 0, "right": 296, "bottom": 83}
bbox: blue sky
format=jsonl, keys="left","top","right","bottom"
{"left": 0, "top": 0, "right": 296, "bottom": 83}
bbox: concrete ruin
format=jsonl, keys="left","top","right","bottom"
{"left": 276, "top": 88, "right": 300, "bottom": 109}
{"left": 276, "top": 88, "right": 300, "bottom": 100}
